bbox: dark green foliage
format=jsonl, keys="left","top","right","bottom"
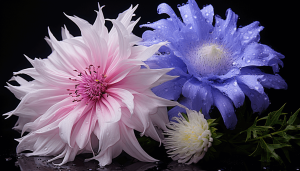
{"left": 216, "top": 103, "right": 300, "bottom": 166}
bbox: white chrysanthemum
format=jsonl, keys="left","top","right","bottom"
{"left": 164, "top": 109, "right": 213, "bottom": 164}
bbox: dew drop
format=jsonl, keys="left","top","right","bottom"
{"left": 247, "top": 60, "right": 251, "bottom": 63}
{"left": 44, "top": 147, "right": 48, "bottom": 151}
{"left": 193, "top": 15, "right": 197, "bottom": 19}
{"left": 243, "top": 35, "right": 249, "bottom": 39}
{"left": 184, "top": 14, "right": 188, "bottom": 18}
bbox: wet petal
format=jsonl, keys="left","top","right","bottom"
{"left": 211, "top": 88, "right": 237, "bottom": 129}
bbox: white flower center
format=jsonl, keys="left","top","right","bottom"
{"left": 190, "top": 43, "right": 232, "bottom": 76}
{"left": 67, "top": 65, "right": 108, "bottom": 104}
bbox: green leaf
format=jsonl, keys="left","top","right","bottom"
{"left": 259, "top": 138, "right": 290, "bottom": 164}
{"left": 287, "top": 108, "right": 300, "bottom": 125}
{"left": 181, "top": 113, "right": 189, "bottom": 122}
{"left": 279, "top": 115, "right": 287, "bottom": 130}
{"left": 265, "top": 104, "right": 286, "bottom": 127}
{"left": 244, "top": 117, "right": 273, "bottom": 141}
{"left": 282, "top": 148, "right": 291, "bottom": 163}
{"left": 213, "top": 133, "right": 223, "bottom": 139}
{"left": 213, "top": 138, "right": 222, "bottom": 146}
{"left": 285, "top": 125, "right": 298, "bottom": 131}
{"left": 250, "top": 143, "right": 263, "bottom": 157}
{"left": 207, "top": 119, "right": 216, "bottom": 125}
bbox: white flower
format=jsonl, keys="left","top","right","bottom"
{"left": 163, "top": 109, "right": 213, "bottom": 164}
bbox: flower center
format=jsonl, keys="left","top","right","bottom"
{"left": 191, "top": 43, "right": 232, "bottom": 76}
{"left": 68, "top": 65, "right": 108, "bottom": 104}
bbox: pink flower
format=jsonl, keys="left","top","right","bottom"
{"left": 4, "top": 4, "right": 179, "bottom": 166}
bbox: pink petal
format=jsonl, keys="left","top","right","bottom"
{"left": 106, "top": 88, "right": 134, "bottom": 114}
{"left": 120, "top": 122, "right": 157, "bottom": 162}
{"left": 65, "top": 14, "right": 108, "bottom": 73}
{"left": 58, "top": 101, "right": 93, "bottom": 147}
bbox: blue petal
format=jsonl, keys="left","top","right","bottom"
{"left": 151, "top": 76, "right": 188, "bottom": 101}
{"left": 140, "top": 20, "right": 176, "bottom": 44}
{"left": 145, "top": 52, "right": 188, "bottom": 73}
{"left": 181, "top": 77, "right": 213, "bottom": 118}
{"left": 213, "top": 8, "right": 239, "bottom": 43}
{"left": 179, "top": 3, "right": 214, "bottom": 26}
{"left": 234, "top": 43, "right": 284, "bottom": 70}
{"left": 183, "top": 0, "right": 212, "bottom": 39}
{"left": 238, "top": 21, "right": 264, "bottom": 45}
{"left": 168, "top": 97, "right": 192, "bottom": 122}
{"left": 259, "top": 74, "right": 287, "bottom": 90}
{"left": 238, "top": 82, "right": 270, "bottom": 113}
{"left": 240, "top": 67, "right": 287, "bottom": 90}
{"left": 211, "top": 78, "right": 245, "bottom": 108}
{"left": 200, "top": 5, "right": 214, "bottom": 25}
{"left": 140, "top": 30, "right": 165, "bottom": 46}
{"left": 237, "top": 75, "right": 264, "bottom": 94}
{"left": 211, "top": 87, "right": 237, "bottom": 129}
{"left": 157, "top": 3, "right": 184, "bottom": 30}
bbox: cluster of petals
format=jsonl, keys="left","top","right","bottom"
{"left": 140, "top": 0, "right": 287, "bottom": 129}
{"left": 164, "top": 109, "right": 213, "bottom": 164}
{"left": 4, "top": 4, "right": 180, "bottom": 166}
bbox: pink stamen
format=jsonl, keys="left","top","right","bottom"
{"left": 68, "top": 65, "right": 107, "bottom": 104}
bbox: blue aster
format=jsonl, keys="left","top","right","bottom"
{"left": 140, "top": 0, "right": 287, "bottom": 129}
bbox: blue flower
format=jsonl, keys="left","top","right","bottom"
{"left": 140, "top": 0, "right": 287, "bottom": 129}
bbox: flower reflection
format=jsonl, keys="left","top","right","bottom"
{"left": 16, "top": 153, "right": 208, "bottom": 171}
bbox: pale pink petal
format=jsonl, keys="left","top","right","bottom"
{"left": 65, "top": 14, "right": 108, "bottom": 72}
{"left": 93, "top": 4, "right": 109, "bottom": 43}
{"left": 120, "top": 122, "right": 157, "bottom": 162}
{"left": 58, "top": 101, "right": 93, "bottom": 147}
{"left": 72, "top": 108, "right": 97, "bottom": 149}
{"left": 106, "top": 88, "right": 134, "bottom": 114}
{"left": 113, "top": 68, "right": 174, "bottom": 92}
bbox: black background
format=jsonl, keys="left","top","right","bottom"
{"left": 0, "top": 0, "right": 298, "bottom": 170}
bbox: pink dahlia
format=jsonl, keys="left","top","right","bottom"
{"left": 4, "top": 4, "right": 179, "bottom": 166}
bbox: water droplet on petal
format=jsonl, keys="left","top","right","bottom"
{"left": 44, "top": 147, "right": 48, "bottom": 151}
{"left": 184, "top": 14, "right": 188, "bottom": 18}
